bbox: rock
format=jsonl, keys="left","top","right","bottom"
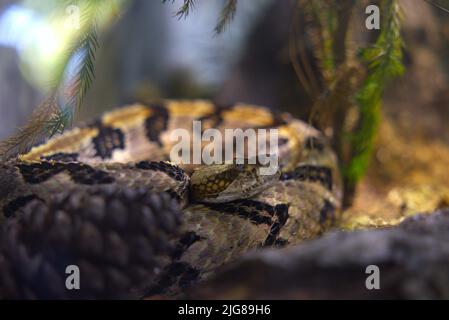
{"left": 189, "top": 210, "right": 449, "bottom": 299}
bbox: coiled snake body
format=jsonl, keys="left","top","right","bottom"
{"left": 0, "top": 100, "right": 342, "bottom": 297}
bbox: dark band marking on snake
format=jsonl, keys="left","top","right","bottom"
{"left": 91, "top": 122, "right": 126, "bottom": 159}
{"left": 304, "top": 136, "right": 326, "bottom": 152}
{"left": 144, "top": 104, "right": 169, "bottom": 146}
{"left": 64, "top": 163, "right": 116, "bottom": 185}
{"left": 136, "top": 161, "right": 187, "bottom": 183}
{"left": 281, "top": 165, "right": 333, "bottom": 191}
{"left": 18, "top": 162, "right": 65, "bottom": 184}
{"left": 145, "top": 262, "right": 200, "bottom": 296}
{"left": 171, "top": 232, "right": 204, "bottom": 260}
{"left": 3, "top": 195, "right": 39, "bottom": 218}
{"left": 41, "top": 152, "right": 79, "bottom": 162}
{"left": 196, "top": 103, "right": 233, "bottom": 128}
{"left": 274, "top": 238, "right": 288, "bottom": 247}
{"left": 263, "top": 203, "right": 290, "bottom": 247}
{"left": 320, "top": 199, "right": 337, "bottom": 225}
{"left": 205, "top": 200, "right": 286, "bottom": 228}
{"left": 18, "top": 162, "right": 115, "bottom": 185}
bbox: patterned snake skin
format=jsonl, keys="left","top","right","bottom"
{"left": 0, "top": 100, "right": 342, "bottom": 296}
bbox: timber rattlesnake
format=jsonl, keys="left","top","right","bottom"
{"left": 0, "top": 100, "right": 342, "bottom": 298}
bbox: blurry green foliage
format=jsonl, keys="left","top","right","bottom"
{"left": 345, "top": 0, "right": 404, "bottom": 190}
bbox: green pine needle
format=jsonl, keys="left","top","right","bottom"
{"left": 163, "top": 0, "right": 197, "bottom": 19}
{"left": 69, "top": 23, "right": 100, "bottom": 111}
{"left": 48, "top": 1, "right": 102, "bottom": 135}
{"left": 215, "top": 0, "right": 238, "bottom": 34}
{"left": 163, "top": 0, "right": 238, "bottom": 34}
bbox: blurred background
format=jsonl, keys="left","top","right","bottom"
{"left": 0, "top": 0, "right": 449, "bottom": 224}
{"left": 0, "top": 0, "right": 274, "bottom": 136}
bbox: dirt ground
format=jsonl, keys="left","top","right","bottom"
{"left": 342, "top": 116, "right": 449, "bottom": 229}
{"left": 342, "top": 72, "right": 449, "bottom": 229}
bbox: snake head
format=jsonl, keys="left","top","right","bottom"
{"left": 190, "top": 163, "right": 280, "bottom": 203}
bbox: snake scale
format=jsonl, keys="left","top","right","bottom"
{"left": 0, "top": 100, "right": 342, "bottom": 297}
